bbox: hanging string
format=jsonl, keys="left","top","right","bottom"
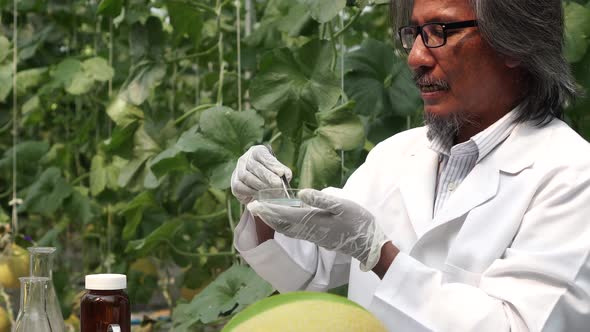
{"left": 9, "top": 0, "right": 21, "bottom": 239}
{"left": 236, "top": 0, "right": 242, "bottom": 111}
{"left": 339, "top": 11, "right": 347, "bottom": 184}
{"left": 243, "top": 0, "right": 252, "bottom": 110}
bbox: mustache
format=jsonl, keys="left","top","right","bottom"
{"left": 413, "top": 69, "right": 450, "bottom": 90}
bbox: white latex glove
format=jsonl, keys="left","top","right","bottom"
{"left": 231, "top": 145, "right": 293, "bottom": 204}
{"left": 247, "top": 189, "right": 389, "bottom": 272}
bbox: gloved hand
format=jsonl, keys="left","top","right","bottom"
{"left": 247, "top": 189, "right": 389, "bottom": 272}
{"left": 231, "top": 145, "right": 293, "bottom": 204}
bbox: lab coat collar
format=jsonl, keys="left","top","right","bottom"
{"left": 401, "top": 119, "right": 546, "bottom": 239}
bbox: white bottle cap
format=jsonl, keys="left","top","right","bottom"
{"left": 85, "top": 274, "right": 127, "bottom": 290}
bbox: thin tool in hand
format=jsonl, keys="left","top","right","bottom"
{"left": 264, "top": 143, "right": 292, "bottom": 199}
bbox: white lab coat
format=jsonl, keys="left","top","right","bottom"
{"left": 234, "top": 118, "right": 590, "bottom": 332}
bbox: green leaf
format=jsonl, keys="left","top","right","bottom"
{"left": 564, "top": 2, "right": 590, "bottom": 63}
{"left": 16, "top": 67, "right": 48, "bottom": 96}
{"left": 175, "top": 107, "right": 264, "bottom": 189}
{"left": 172, "top": 265, "right": 274, "bottom": 328}
{"left": 301, "top": 0, "right": 346, "bottom": 23}
{"left": 125, "top": 218, "right": 183, "bottom": 255}
{"left": 0, "top": 141, "right": 50, "bottom": 183}
{"left": 148, "top": 147, "right": 190, "bottom": 179}
{"left": 0, "top": 64, "right": 12, "bottom": 102}
{"left": 52, "top": 58, "right": 82, "bottom": 86}
{"left": 82, "top": 57, "right": 114, "bottom": 82}
{"left": 209, "top": 160, "right": 237, "bottom": 189}
{"left": 251, "top": 40, "right": 341, "bottom": 113}
{"left": 106, "top": 97, "right": 144, "bottom": 127}
{"left": 106, "top": 156, "right": 126, "bottom": 190}
{"left": 244, "top": 0, "right": 313, "bottom": 49}
{"left": 97, "top": 0, "right": 123, "bottom": 17}
{"left": 104, "top": 122, "right": 140, "bottom": 154}
{"left": 0, "top": 36, "right": 10, "bottom": 62}
{"left": 165, "top": 0, "right": 203, "bottom": 47}
{"left": 121, "top": 192, "right": 156, "bottom": 240}
{"left": 297, "top": 136, "right": 341, "bottom": 188}
{"left": 129, "top": 17, "right": 166, "bottom": 61}
{"left": 199, "top": 107, "right": 264, "bottom": 155}
{"left": 344, "top": 38, "right": 421, "bottom": 116}
{"left": 316, "top": 102, "right": 365, "bottom": 151}
{"left": 90, "top": 155, "right": 107, "bottom": 196}
{"left": 133, "top": 124, "right": 162, "bottom": 159}
{"left": 66, "top": 71, "right": 94, "bottom": 95}
{"left": 64, "top": 189, "right": 95, "bottom": 224}
{"left": 122, "top": 63, "right": 167, "bottom": 105}
{"left": 118, "top": 156, "right": 149, "bottom": 188}
{"left": 174, "top": 173, "right": 209, "bottom": 212}
{"left": 20, "top": 167, "right": 73, "bottom": 216}
{"left": 22, "top": 95, "right": 40, "bottom": 115}
{"left": 277, "top": 3, "right": 315, "bottom": 37}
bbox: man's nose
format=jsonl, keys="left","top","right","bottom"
{"left": 407, "top": 35, "right": 436, "bottom": 71}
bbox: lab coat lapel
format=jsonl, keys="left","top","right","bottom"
{"left": 421, "top": 120, "right": 540, "bottom": 236}
{"left": 399, "top": 145, "right": 439, "bottom": 238}
{"left": 429, "top": 163, "right": 499, "bottom": 231}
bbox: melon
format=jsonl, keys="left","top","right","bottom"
{"left": 222, "top": 292, "right": 387, "bottom": 332}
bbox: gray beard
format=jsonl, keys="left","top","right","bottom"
{"left": 424, "top": 111, "right": 479, "bottom": 142}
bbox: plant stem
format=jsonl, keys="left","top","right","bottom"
{"left": 185, "top": 0, "right": 217, "bottom": 15}
{"left": 330, "top": 99, "right": 356, "bottom": 113}
{"left": 340, "top": 13, "right": 347, "bottom": 102}
{"left": 171, "top": 51, "right": 178, "bottom": 117}
{"left": 11, "top": 0, "right": 19, "bottom": 239}
{"left": 269, "top": 132, "right": 282, "bottom": 144}
{"left": 165, "top": 44, "right": 218, "bottom": 63}
{"left": 106, "top": 204, "right": 113, "bottom": 273}
{"left": 108, "top": 18, "right": 113, "bottom": 136}
{"left": 174, "top": 103, "right": 216, "bottom": 125}
{"left": 328, "top": 21, "right": 338, "bottom": 72}
{"left": 165, "top": 240, "right": 236, "bottom": 258}
{"left": 0, "top": 286, "right": 14, "bottom": 326}
{"left": 191, "top": 209, "right": 228, "bottom": 220}
{"left": 226, "top": 193, "right": 237, "bottom": 261}
{"left": 333, "top": 8, "right": 362, "bottom": 40}
{"left": 71, "top": 172, "right": 90, "bottom": 185}
{"left": 162, "top": 265, "right": 173, "bottom": 309}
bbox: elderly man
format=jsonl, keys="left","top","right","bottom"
{"left": 230, "top": 0, "right": 590, "bottom": 330}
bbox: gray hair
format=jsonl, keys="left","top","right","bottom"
{"left": 390, "top": 0, "right": 578, "bottom": 124}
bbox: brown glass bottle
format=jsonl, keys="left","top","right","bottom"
{"left": 81, "top": 274, "right": 130, "bottom": 332}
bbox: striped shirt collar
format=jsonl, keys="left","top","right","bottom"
{"left": 429, "top": 106, "right": 521, "bottom": 162}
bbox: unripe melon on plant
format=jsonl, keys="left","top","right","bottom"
{"left": 222, "top": 292, "right": 387, "bottom": 332}
{"left": 0, "top": 243, "right": 30, "bottom": 289}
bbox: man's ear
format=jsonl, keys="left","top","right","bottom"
{"left": 504, "top": 57, "right": 521, "bottom": 68}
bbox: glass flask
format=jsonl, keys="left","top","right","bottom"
{"left": 28, "top": 247, "right": 65, "bottom": 332}
{"left": 13, "top": 276, "right": 53, "bottom": 332}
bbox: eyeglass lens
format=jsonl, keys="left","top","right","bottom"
{"left": 400, "top": 24, "right": 446, "bottom": 50}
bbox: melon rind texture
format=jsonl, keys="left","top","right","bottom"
{"left": 222, "top": 291, "right": 388, "bottom": 332}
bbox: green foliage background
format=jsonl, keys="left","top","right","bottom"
{"left": 0, "top": 0, "right": 589, "bottom": 330}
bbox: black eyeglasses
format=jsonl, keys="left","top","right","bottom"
{"left": 398, "top": 20, "right": 478, "bottom": 52}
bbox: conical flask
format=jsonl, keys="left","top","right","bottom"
{"left": 13, "top": 276, "right": 53, "bottom": 332}
{"left": 28, "top": 247, "right": 65, "bottom": 332}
